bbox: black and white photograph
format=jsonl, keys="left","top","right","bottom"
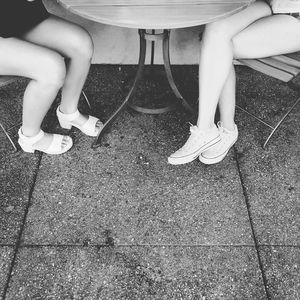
{"left": 0, "top": 0, "right": 299, "bottom": 299}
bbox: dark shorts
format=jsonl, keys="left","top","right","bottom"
{"left": 0, "top": 0, "right": 49, "bottom": 38}
{"left": 284, "top": 13, "right": 300, "bottom": 18}
{"left": 264, "top": 0, "right": 300, "bottom": 18}
{"left": 274, "top": 13, "right": 300, "bottom": 19}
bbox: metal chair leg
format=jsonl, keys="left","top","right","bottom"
{"left": 82, "top": 90, "right": 92, "bottom": 110}
{"left": 0, "top": 122, "right": 18, "bottom": 152}
{"left": 236, "top": 96, "right": 300, "bottom": 148}
{"left": 263, "top": 96, "right": 300, "bottom": 148}
{"left": 235, "top": 104, "right": 274, "bottom": 129}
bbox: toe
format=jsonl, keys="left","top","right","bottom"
{"left": 95, "top": 120, "right": 103, "bottom": 132}
{"left": 62, "top": 136, "right": 71, "bottom": 148}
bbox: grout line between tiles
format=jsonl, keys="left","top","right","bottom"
{"left": 2, "top": 243, "right": 300, "bottom": 248}
{"left": 234, "top": 146, "right": 271, "bottom": 300}
{"left": 18, "top": 243, "right": 256, "bottom": 248}
{"left": 1, "top": 153, "right": 43, "bottom": 300}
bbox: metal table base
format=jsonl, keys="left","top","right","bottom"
{"left": 92, "top": 29, "right": 194, "bottom": 148}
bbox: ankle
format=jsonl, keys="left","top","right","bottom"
{"left": 196, "top": 123, "right": 216, "bottom": 132}
{"left": 20, "top": 127, "right": 40, "bottom": 138}
{"left": 220, "top": 120, "right": 235, "bottom": 131}
{"left": 58, "top": 105, "right": 78, "bottom": 115}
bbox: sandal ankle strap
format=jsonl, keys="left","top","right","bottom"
{"left": 18, "top": 128, "right": 45, "bottom": 145}
{"left": 57, "top": 106, "right": 80, "bottom": 121}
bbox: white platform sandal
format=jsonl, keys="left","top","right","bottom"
{"left": 18, "top": 128, "right": 73, "bottom": 155}
{"left": 56, "top": 106, "right": 103, "bottom": 137}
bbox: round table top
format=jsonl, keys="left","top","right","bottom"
{"left": 57, "top": 0, "right": 255, "bottom": 29}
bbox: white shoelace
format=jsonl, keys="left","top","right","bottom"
{"left": 178, "top": 126, "right": 205, "bottom": 152}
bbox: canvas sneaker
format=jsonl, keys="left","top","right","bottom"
{"left": 199, "top": 122, "right": 238, "bottom": 165}
{"left": 168, "top": 124, "right": 220, "bottom": 165}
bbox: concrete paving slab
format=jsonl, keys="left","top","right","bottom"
{"left": 6, "top": 246, "right": 265, "bottom": 300}
{"left": 0, "top": 151, "right": 40, "bottom": 244}
{"left": 0, "top": 247, "right": 13, "bottom": 298}
{"left": 1, "top": 65, "right": 298, "bottom": 300}
{"left": 21, "top": 66, "right": 252, "bottom": 246}
{"left": 0, "top": 80, "right": 41, "bottom": 244}
{"left": 235, "top": 67, "right": 300, "bottom": 245}
{"left": 0, "top": 80, "right": 24, "bottom": 137}
{"left": 22, "top": 119, "right": 252, "bottom": 245}
{"left": 260, "top": 246, "right": 300, "bottom": 300}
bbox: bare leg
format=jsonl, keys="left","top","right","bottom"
{"left": 22, "top": 16, "right": 101, "bottom": 131}
{"left": 218, "top": 66, "right": 236, "bottom": 131}
{"left": 197, "top": 1, "right": 271, "bottom": 130}
{"left": 218, "top": 14, "right": 300, "bottom": 129}
{"left": 233, "top": 14, "right": 300, "bottom": 58}
{"left": 168, "top": 1, "right": 273, "bottom": 164}
{"left": 169, "top": 2, "right": 300, "bottom": 164}
{"left": 0, "top": 37, "right": 70, "bottom": 150}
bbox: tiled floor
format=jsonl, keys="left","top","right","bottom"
{"left": 0, "top": 66, "right": 299, "bottom": 299}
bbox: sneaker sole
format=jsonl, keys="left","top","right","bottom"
{"left": 199, "top": 138, "right": 237, "bottom": 165}
{"left": 168, "top": 136, "right": 221, "bottom": 165}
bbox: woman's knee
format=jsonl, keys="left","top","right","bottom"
{"left": 231, "top": 14, "right": 300, "bottom": 59}
{"left": 232, "top": 35, "right": 247, "bottom": 59}
{"left": 37, "top": 52, "right": 66, "bottom": 87}
{"left": 202, "top": 1, "right": 271, "bottom": 44}
{"left": 65, "top": 26, "right": 94, "bottom": 61}
{"left": 203, "top": 20, "right": 236, "bottom": 44}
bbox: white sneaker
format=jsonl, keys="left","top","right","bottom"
{"left": 168, "top": 125, "right": 220, "bottom": 165}
{"left": 199, "top": 122, "right": 238, "bottom": 165}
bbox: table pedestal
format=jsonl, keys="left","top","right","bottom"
{"left": 92, "top": 29, "right": 194, "bottom": 148}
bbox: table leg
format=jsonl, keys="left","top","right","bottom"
{"left": 128, "top": 29, "right": 194, "bottom": 114}
{"left": 162, "top": 30, "right": 194, "bottom": 114}
{"left": 92, "top": 29, "right": 147, "bottom": 148}
{"left": 92, "top": 29, "right": 195, "bottom": 148}
{"left": 128, "top": 30, "right": 178, "bottom": 114}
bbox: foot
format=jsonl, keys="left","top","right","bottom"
{"left": 31, "top": 132, "right": 71, "bottom": 152}
{"left": 18, "top": 128, "right": 73, "bottom": 154}
{"left": 69, "top": 112, "right": 103, "bottom": 135}
{"left": 199, "top": 122, "right": 238, "bottom": 165}
{"left": 168, "top": 124, "right": 220, "bottom": 165}
{"left": 57, "top": 106, "right": 103, "bottom": 137}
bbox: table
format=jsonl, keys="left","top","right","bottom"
{"left": 57, "top": 0, "right": 255, "bottom": 147}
